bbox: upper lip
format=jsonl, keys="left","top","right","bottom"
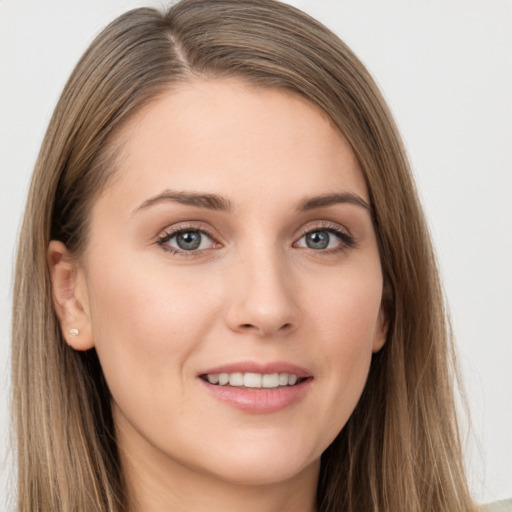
{"left": 199, "top": 361, "right": 312, "bottom": 378}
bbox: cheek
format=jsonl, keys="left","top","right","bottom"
{"left": 308, "top": 261, "right": 383, "bottom": 355}
{"left": 85, "top": 257, "right": 219, "bottom": 407}
{"left": 303, "top": 267, "right": 382, "bottom": 439}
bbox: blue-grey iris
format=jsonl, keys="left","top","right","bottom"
{"left": 176, "top": 231, "right": 202, "bottom": 250}
{"left": 306, "top": 231, "right": 330, "bottom": 249}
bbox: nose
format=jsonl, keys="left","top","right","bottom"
{"left": 224, "top": 249, "right": 300, "bottom": 338}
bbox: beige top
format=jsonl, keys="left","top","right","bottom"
{"left": 482, "top": 499, "right": 512, "bottom": 512}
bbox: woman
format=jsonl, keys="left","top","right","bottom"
{"left": 10, "top": 0, "right": 498, "bottom": 510}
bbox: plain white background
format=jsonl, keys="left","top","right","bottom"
{"left": 1, "top": 0, "right": 511, "bottom": 509}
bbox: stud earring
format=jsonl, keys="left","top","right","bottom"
{"left": 69, "top": 328, "right": 79, "bottom": 337}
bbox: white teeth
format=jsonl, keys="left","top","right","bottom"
{"left": 204, "top": 372, "right": 301, "bottom": 388}
{"left": 262, "top": 373, "right": 279, "bottom": 388}
{"left": 207, "top": 374, "right": 219, "bottom": 384}
{"left": 244, "top": 372, "right": 262, "bottom": 388}
{"left": 228, "top": 372, "right": 244, "bottom": 386}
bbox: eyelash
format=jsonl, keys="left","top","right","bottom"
{"left": 156, "top": 224, "right": 217, "bottom": 258}
{"left": 156, "top": 222, "right": 355, "bottom": 257}
{"left": 295, "top": 222, "right": 356, "bottom": 254}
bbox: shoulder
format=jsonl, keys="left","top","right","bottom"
{"left": 481, "top": 499, "right": 512, "bottom": 512}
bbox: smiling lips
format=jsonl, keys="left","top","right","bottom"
{"left": 199, "top": 363, "right": 312, "bottom": 413}
{"left": 203, "top": 372, "right": 301, "bottom": 388}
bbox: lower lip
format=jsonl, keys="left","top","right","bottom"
{"left": 199, "top": 378, "right": 312, "bottom": 414}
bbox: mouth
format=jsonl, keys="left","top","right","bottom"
{"left": 200, "top": 372, "right": 308, "bottom": 389}
{"left": 198, "top": 363, "right": 313, "bottom": 413}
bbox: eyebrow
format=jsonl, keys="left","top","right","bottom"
{"left": 133, "top": 190, "right": 233, "bottom": 214}
{"left": 133, "top": 189, "right": 372, "bottom": 215}
{"left": 296, "top": 192, "right": 372, "bottom": 213}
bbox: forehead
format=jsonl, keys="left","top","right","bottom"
{"left": 97, "top": 79, "right": 368, "bottom": 213}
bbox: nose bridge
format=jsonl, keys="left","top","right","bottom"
{"left": 225, "top": 239, "right": 299, "bottom": 336}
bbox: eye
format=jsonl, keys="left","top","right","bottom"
{"left": 296, "top": 230, "right": 339, "bottom": 250}
{"left": 158, "top": 228, "right": 217, "bottom": 253}
{"left": 294, "top": 226, "right": 355, "bottom": 252}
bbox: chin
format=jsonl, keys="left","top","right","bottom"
{"left": 202, "top": 455, "right": 318, "bottom": 487}
{"left": 188, "top": 435, "right": 321, "bottom": 487}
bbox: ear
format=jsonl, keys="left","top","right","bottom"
{"left": 48, "top": 240, "right": 94, "bottom": 351}
{"left": 372, "top": 306, "right": 388, "bottom": 353}
{"left": 372, "top": 278, "right": 391, "bottom": 353}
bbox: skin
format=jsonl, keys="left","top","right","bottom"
{"left": 49, "top": 79, "right": 387, "bottom": 512}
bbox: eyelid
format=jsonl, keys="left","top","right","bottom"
{"left": 156, "top": 222, "right": 222, "bottom": 256}
{"left": 296, "top": 220, "right": 352, "bottom": 239}
{"left": 154, "top": 219, "right": 355, "bottom": 257}
{"left": 294, "top": 220, "right": 356, "bottom": 251}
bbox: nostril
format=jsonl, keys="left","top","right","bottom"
{"left": 238, "top": 322, "right": 292, "bottom": 334}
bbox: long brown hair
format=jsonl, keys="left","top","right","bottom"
{"left": 12, "top": 1, "right": 477, "bottom": 510}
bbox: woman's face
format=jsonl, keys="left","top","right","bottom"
{"left": 67, "top": 79, "right": 386, "bottom": 487}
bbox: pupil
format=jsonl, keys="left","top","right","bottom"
{"left": 177, "top": 231, "right": 201, "bottom": 250}
{"left": 306, "top": 231, "right": 329, "bottom": 250}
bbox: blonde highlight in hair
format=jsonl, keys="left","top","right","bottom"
{"left": 12, "top": 1, "right": 477, "bottom": 510}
